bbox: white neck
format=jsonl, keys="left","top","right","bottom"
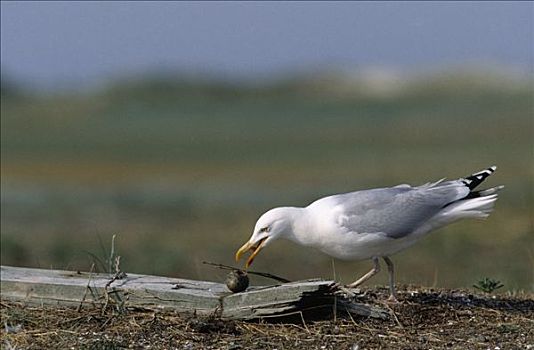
{"left": 281, "top": 207, "right": 319, "bottom": 247}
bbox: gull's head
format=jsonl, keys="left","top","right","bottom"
{"left": 235, "top": 207, "right": 295, "bottom": 268}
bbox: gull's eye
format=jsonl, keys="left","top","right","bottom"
{"left": 259, "top": 226, "right": 270, "bottom": 233}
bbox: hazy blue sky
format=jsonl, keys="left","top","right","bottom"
{"left": 1, "top": 1, "right": 532, "bottom": 90}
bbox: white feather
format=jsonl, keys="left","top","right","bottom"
{"left": 413, "top": 194, "right": 499, "bottom": 237}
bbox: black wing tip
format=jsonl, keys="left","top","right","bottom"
{"left": 462, "top": 165, "right": 498, "bottom": 190}
{"left": 473, "top": 165, "right": 497, "bottom": 175}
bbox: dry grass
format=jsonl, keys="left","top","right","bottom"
{"left": 2, "top": 286, "right": 533, "bottom": 349}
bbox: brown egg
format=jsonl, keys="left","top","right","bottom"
{"left": 226, "top": 270, "right": 249, "bottom": 293}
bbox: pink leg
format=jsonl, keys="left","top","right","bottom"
{"left": 383, "top": 256, "right": 399, "bottom": 302}
{"left": 346, "top": 257, "right": 380, "bottom": 288}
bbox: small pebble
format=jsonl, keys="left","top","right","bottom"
{"left": 226, "top": 270, "right": 249, "bottom": 293}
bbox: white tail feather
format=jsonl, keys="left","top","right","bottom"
{"left": 442, "top": 194, "right": 498, "bottom": 217}
{"left": 477, "top": 185, "right": 505, "bottom": 196}
{"left": 413, "top": 194, "right": 499, "bottom": 236}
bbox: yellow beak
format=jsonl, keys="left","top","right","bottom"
{"left": 235, "top": 237, "right": 267, "bottom": 268}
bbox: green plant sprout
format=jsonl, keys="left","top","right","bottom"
{"left": 473, "top": 277, "right": 504, "bottom": 293}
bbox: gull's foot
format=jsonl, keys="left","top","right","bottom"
{"left": 343, "top": 284, "right": 362, "bottom": 292}
{"left": 386, "top": 294, "right": 400, "bottom": 304}
{"left": 345, "top": 282, "right": 362, "bottom": 289}
{"left": 330, "top": 282, "right": 342, "bottom": 290}
{"left": 331, "top": 284, "right": 361, "bottom": 297}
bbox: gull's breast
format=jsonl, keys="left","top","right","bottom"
{"left": 314, "top": 230, "right": 420, "bottom": 261}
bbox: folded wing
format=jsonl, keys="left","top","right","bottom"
{"left": 334, "top": 181, "right": 470, "bottom": 238}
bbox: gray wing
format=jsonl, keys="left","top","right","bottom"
{"left": 332, "top": 181, "right": 469, "bottom": 238}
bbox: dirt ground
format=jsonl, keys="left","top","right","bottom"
{"left": 1, "top": 286, "right": 533, "bottom": 350}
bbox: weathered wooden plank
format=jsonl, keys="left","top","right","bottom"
{"left": 0, "top": 265, "right": 387, "bottom": 320}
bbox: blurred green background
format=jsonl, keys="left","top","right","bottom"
{"left": 1, "top": 71, "right": 533, "bottom": 290}
{"left": 2, "top": 2, "right": 533, "bottom": 293}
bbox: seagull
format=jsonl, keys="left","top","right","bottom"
{"left": 235, "top": 166, "right": 502, "bottom": 301}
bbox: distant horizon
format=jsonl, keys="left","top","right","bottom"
{"left": 2, "top": 63, "right": 531, "bottom": 95}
